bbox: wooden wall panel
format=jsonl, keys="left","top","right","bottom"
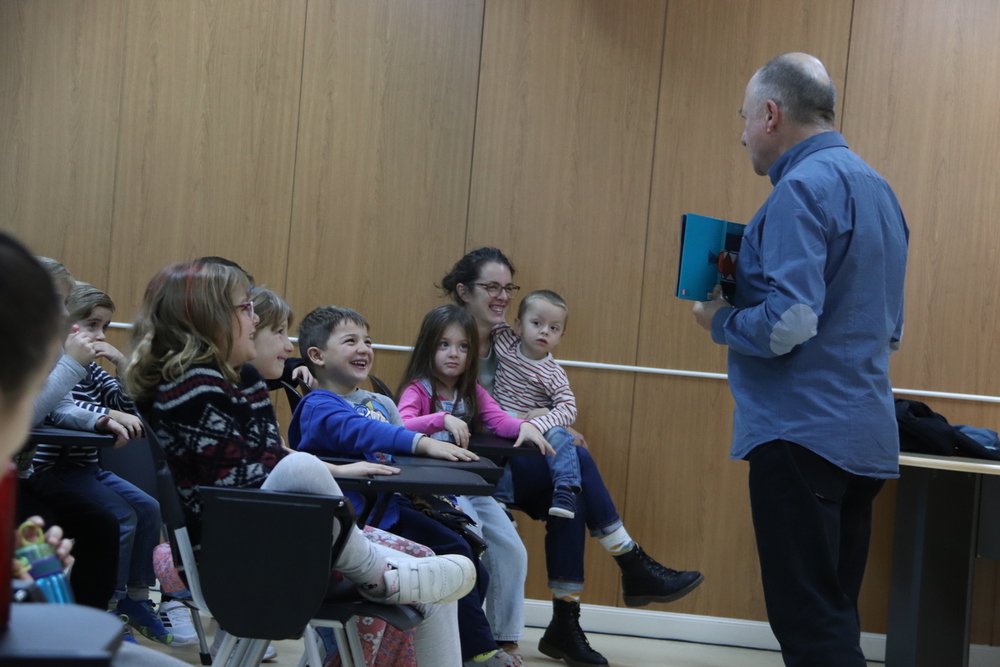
{"left": 625, "top": 375, "right": 763, "bottom": 616}
{"left": 468, "top": 0, "right": 667, "bottom": 606}
{"left": 285, "top": 0, "right": 484, "bottom": 343}
{"left": 469, "top": 0, "right": 666, "bottom": 364}
{"left": 844, "top": 0, "right": 1000, "bottom": 398}
{"left": 639, "top": 0, "right": 854, "bottom": 372}
{"left": 107, "top": 0, "right": 307, "bottom": 317}
{"left": 846, "top": 0, "right": 1000, "bottom": 639}
{"left": 628, "top": 0, "right": 857, "bottom": 622}
{"left": 0, "top": 0, "right": 126, "bottom": 288}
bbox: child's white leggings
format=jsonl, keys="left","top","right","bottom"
{"left": 261, "top": 451, "right": 462, "bottom": 666}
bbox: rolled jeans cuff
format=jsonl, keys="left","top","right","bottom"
{"left": 589, "top": 517, "right": 623, "bottom": 538}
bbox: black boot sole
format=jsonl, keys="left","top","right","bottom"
{"left": 538, "top": 637, "right": 609, "bottom": 667}
{"left": 622, "top": 573, "right": 705, "bottom": 607}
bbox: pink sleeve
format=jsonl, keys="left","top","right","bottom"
{"left": 476, "top": 384, "right": 524, "bottom": 439}
{"left": 397, "top": 382, "right": 449, "bottom": 435}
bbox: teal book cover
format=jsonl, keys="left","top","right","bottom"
{"left": 675, "top": 213, "right": 745, "bottom": 302}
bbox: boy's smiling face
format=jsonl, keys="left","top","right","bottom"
{"left": 308, "top": 321, "right": 374, "bottom": 394}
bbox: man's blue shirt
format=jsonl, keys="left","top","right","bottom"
{"left": 711, "top": 131, "right": 909, "bottom": 477}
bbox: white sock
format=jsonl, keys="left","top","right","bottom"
{"left": 126, "top": 586, "right": 150, "bottom": 602}
{"left": 550, "top": 586, "right": 580, "bottom": 603}
{"left": 598, "top": 525, "right": 634, "bottom": 556}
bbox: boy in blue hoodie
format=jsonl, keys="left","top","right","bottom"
{"left": 289, "top": 305, "right": 521, "bottom": 667}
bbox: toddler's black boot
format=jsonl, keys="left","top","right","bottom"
{"left": 614, "top": 544, "right": 705, "bottom": 607}
{"left": 538, "top": 598, "right": 608, "bottom": 667}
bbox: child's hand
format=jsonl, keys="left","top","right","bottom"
{"left": 109, "top": 410, "right": 144, "bottom": 439}
{"left": 416, "top": 437, "right": 480, "bottom": 462}
{"left": 330, "top": 461, "right": 400, "bottom": 478}
{"left": 64, "top": 327, "right": 97, "bottom": 367}
{"left": 515, "top": 422, "right": 555, "bottom": 456}
{"left": 93, "top": 341, "right": 126, "bottom": 368}
{"left": 291, "top": 365, "right": 318, "bottom": 390}
{"left": 95, "top": 415, "right": 129, "bottom": 448}
{"left": 15, "top": 517, "right": 74, "bottom": 576}
{"left": 443, "top": 414, "right": 470, "bottom": 448}
{"left": 522, "top": 407, "right": 551, "bottom": 420}
{"left": 565, "top": 425, "right": 588, "bottom": 449}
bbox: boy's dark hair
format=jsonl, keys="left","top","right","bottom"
{"left": 68, "top": 283, "right": 116, "bottom": 324}
{"left": 440, "top": 247, "right": 516, "bottom": 305}
{"left": 298, "top": 306, "right": 370, "bottom": 374}
{"left": 0, "top": 233, "right": 63, "bottom": 408}
{"left": 516, "top": 289, "right": 569, "bottom": 325}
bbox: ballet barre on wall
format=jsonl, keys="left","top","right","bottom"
{"left": 108, "top": 322, "right": 999, "bottom": 405}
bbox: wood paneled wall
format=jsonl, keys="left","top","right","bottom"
{"left": 5, "top": 0, "right": 1000, "bottom": 643}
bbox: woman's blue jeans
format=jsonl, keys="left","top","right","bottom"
{"left": 510, "top": 445, "right": 621, "bottom": 591}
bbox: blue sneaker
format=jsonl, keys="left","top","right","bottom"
{"left": 548, "top": 486, "right": 577, "bottom": 519}
{"left": 117, "top": 598, "right": 173, "bottom": 644}
{"left": 111, "top": 611, "right": 139, "bottom": 644}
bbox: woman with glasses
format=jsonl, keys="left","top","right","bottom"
{"left": 440, "top": 248, "right": 704, "bottom": 667}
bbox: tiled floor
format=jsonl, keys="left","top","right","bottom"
{"left": 140, "top": 622, "right": 883, "bottom": 666}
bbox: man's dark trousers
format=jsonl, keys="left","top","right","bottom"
{"left": 748, "top": 440, "right": 885, "bottom": 667}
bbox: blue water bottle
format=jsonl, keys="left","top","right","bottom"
{"left": 14, "top": 521, "right": 74, "bottom": 604}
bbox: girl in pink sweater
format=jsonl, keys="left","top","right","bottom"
{"left": 397, "top": 305, "right": 552, "bottom": 455}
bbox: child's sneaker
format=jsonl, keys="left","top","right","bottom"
{"left": 157, "top": 599, "right": 198, "bottom": 646}
{"left": 548, "top": 486, "right": 576, "bottom": 519}
{"left": 111, "top": 611, "right": 139, "bottom": 644}
{"left": 366, "top": 554, "right": 476, "bottom": 605}
{"left": 463, "top": 648, "right": 520, "bottom": 666}
{"left": 117, "top": 597, "right": 173, "bottom": 645}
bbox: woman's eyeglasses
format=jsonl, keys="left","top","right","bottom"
{"left": 475, "top": 282, "right": 521, "bottom": 298}
{"left": 235, "top": 301, "right": 255, "bottom": 318}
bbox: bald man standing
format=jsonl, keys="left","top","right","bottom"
{"left": 693, "top": 53, "right": 908, "bottom": 666}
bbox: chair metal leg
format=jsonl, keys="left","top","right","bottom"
{"left": 300, "top": 624, "right": 324, "bottom": 667}
{"left": 189, "top": 606, "right": 212, "bottom": 666}
{"left": 215, "top": 631, "right": 239, "bottom": 666}
{"left": 239, "top": 638, "right": 270, "bottom": 667}
{"left": 345, "top": 617, "right": 367, "bottom": 667}
{"left": 332, "top": 624, "right": 356, "bottom": 666}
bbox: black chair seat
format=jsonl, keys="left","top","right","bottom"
{"left": 200, "top": 486, "right": 355, "bottom": 641}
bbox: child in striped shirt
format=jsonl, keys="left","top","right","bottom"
{"left": 32, "top": 283, "right": 170, "bottom": 645}
{"left": 492, "top": 290, "right": 581, "bottom": 519}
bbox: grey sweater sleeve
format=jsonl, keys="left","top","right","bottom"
{"left": 32, "top": 356, "right": 99, "bottom": 431}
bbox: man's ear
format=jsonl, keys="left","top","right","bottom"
{"left": 765, "top": 99, "right": 781, "bottom": 133}
{"left": 306, "top": 346, "right": 325, "bottom": 367}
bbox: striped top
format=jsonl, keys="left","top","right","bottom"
{"left": 492, "top": 324, "right": 577, "bottom": 434}
{"left": 33, "top": 362, "right": 135, "bottom": 471}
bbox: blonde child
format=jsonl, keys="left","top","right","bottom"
{"left": 127, "top": 260, "right": 474, "bottom": 666}
{"left": 490, "top": 290, "right": 581, "bottom": 518}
